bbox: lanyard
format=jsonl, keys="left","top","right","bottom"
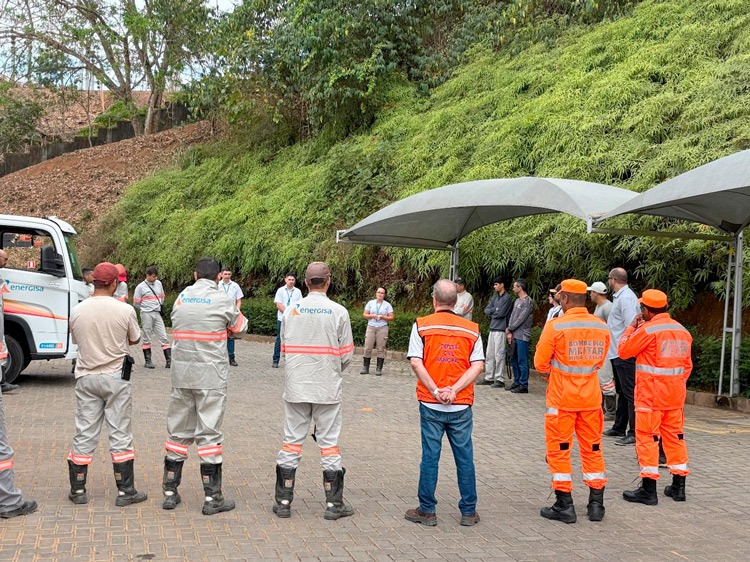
{"left": 375, "top": 302, "right": 383, "bottom": 315}
{"left": 222, "top": 282, "right": 230, "bottom": 294}
{"left": 286, "top": 289, "right": 294, "bottom": 306}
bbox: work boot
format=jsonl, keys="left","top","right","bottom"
{"left": 360, "top": 357, "right": 371, "bottom": 375}
{"left": 229, "top": 356, "right": 238, "bottom": 367}
{"left": 67, "top": 460, "right": 88, "bottom": 505}
{"left": 623, "top": 477, "right": 658, "bottom": 505}
{"left": 375, "top": 358, "right": 384, "bottom": 376}
{"left": 323, "top": 468, "right": 354, "bottom": 520}
{"left": 163, "top": 348, "right": 172, "bottom": 369}
{"left": 0, "top": 500, "right": 38, "bottom": 518}
{"left": 664, "top": 474, "right": 686, "bottom": 502}
{"left": 143, "top": 349, "right": 155, "bottom": 369}
{"left": 586, "top": 487, "right": 605, "bottom": 521}
{"left": 540, "top": 490, "right": 577, "bottom": 524}
{"left": 162, "top": 457, "right": 184, "bottom": 510}
{"left": 273, "top": 464, "right": 297, "bottom": 518}
{"left": 200, "top": 463, "right": 235, "bottom": 515}
{"left": 113, "top": 459, "right": 148, "bottom": 507}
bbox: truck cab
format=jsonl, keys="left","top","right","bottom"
{"left": 1, "top": 214, "right": 88, "bottom": 383}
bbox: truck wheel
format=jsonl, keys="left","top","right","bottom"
{"left": 1, "top": 335, "right": 25, "bottom": 384}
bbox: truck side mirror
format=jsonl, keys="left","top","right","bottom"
{"left": 40, "top": 245, "right": 66, "bottom": 277}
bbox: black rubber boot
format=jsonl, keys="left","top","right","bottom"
{"left": 162, "top": 457, "right": 184, "bottom": 510}
{"left": 163, "top": 348, "right": 172, "bottom": 369}
{"left": 360, "top": 357, "right": 370, "bottom": 375}
{"left": 68, "top": 460, "right": 88, "bottom": 505}
{"left": 273, "top": 464, "right": 297, "bottom": 518}
{"left": 587, "top": 487, "right": 605, "bottom": 521}
{"left": 664, "top": 474, "right": 686, "bottom": 502}
{"left": 113, "top": 460, "right": 148, "bottom": 507}
{"left": 200, "top": 463, "right": 235, "bottom": 515}
{"left": 375, "top": 358, "right": 384, "bottom": 376}
{"left": 540, "top": 490, "right": 577, "bottom": 524}
{"left": 623, "top": 477, "right": 658, "bottom": 505}
{"left": 143, "top": 349, "right": 155, "bottom": 369}
{"left": 323, "top": 468, "right": 354, "bottom": 520}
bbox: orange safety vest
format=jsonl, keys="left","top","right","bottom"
{"left": 414, "top": 312, "right": 480, "bottom": 406}
{"left": 533, "top": 307, "right": 611, "bottom": 411}
{"left": 617, "top": 313, "right": 693, "bottom": 410}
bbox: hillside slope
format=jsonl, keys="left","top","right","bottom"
{"left": 95, "top": 0, "right": 749, "bottom": 307}
{"left": 1, "top": 122, "right": 212, "bottom": 258}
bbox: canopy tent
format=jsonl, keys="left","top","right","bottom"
{"left": 337, "top": 177, "right": 639, "bottom": 278}
{"left": 593, "top": 149, "right": 750, "bottom": 398}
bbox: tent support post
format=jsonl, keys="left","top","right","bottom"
{"left": 718, "top": 242, "right": 734, "bottom": 396}
{"left": 730, "top": 232, "right": 743, "bottom": 397}
{"left": 449, "top": 243, "right": 459, "bottom": 281}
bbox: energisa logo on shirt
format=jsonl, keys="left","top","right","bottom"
{"left": 293, "top": 303, "right": 332, "bottom": 315}
{"left": 176, "top": 294, "right": 211, "bottom": 306}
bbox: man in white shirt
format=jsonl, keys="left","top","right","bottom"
{"left": 453, "top": 278, "right": 474, "bottom": 320}
{"left": 273, "top": 274, "right": 303, "bottom": 368}
{"left": 588, "top": 281, "right": 616, "bottom": 420}
{"left": 220, "top": 268, "right": 244, "bottom": 366}
{"left": 603, "top": 268, "right": 640, "bottom": 446}
{"left": 133, "top": 266, "right": 171, "bottom": 369}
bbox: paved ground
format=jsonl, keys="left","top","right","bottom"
{"left": 2, "top": 339, "right": 750, "bottom": 561}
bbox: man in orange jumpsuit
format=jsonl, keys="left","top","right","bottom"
{"left": 534, "top": 279, "right": 611, "bottom": 524}
{"left": 619, "top": 289, "right": 692, "bottom": 505}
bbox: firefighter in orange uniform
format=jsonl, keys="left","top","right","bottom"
{"left": 619, "top": 289, "right": 692, "bottom": 505}
{"left": 534, "top": 279, "right": 610, "bottom": 524}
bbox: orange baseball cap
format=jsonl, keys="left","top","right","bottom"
{"left": 639, "top": 289, "right": 668, "bottom": 308}
{"left": 560, "top": 279, "right": 588, "bottom": 294}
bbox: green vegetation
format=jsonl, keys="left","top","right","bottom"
{"left": 0, "top": 83, "right": 43, "bottom": 152}
{"left": 91, "top": 0, "right": 750, "bottom": 393}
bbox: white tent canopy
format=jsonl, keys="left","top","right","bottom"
{"left": 338, "top": 177, "right": 638, "bottom": 250}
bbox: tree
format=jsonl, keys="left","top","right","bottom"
{"left": 0, "top": 0, "right": 213, "bottom": 135}
{"left": 0, "top": 82, "right": 43, "bottom": 152}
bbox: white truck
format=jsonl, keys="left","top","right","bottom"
{"left": 1, "top": 214, "right": 89, "bottom": 383}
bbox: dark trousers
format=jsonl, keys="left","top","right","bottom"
{"left": 611, "top": 357, "right": 635, "bottom": 436}
{"left": 273, "top": 320, "right": 282, "bottom": 363}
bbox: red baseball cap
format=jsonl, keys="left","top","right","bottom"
{"left": 93, "top": 262, "right": 119, "bottom": 287}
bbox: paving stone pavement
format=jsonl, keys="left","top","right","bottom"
{"left": 2, "top": 338, "right": 750, "bottom": 561}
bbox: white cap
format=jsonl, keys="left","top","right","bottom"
{"left": 587, "top": 281, "right": 608, "bottom": 295}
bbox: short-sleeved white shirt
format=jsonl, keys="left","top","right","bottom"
{"left": 274, "top": 285, "right": 303, "bottom": 321}
{"left": 364, "top": 299, "right": 393, "bottom": 328}
{"left": 220, "top": 280, "right": 244, "bottom": 303}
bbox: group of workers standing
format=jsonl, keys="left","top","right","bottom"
{"left": 0, "top": 254, "right": 693, "bottom": 528}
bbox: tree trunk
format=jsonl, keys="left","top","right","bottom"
{"left": 144, "top": 89, "right": 164, "bottom": 135}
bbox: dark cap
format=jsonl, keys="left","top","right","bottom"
{"left": 305, "top": 261, "right": 331, "bottom": 284}
{"left": 455, "top": 278, "right": 465, "bottom": 285}
{"left": 92, "top": 262, "right": 119, "bottom": 287}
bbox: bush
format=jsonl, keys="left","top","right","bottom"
{"left": 689, "top": 332, "right": 750, "bottom": 397}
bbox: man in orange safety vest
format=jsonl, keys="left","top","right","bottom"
{"left": 534, "top": 279, "right": 611, "bottom": 524}
{"left": 619, "top": 289, "right": 692, "bottom": 505}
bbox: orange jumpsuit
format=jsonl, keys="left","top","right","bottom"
{"left": 617, "top": 313, "right": 692, "bottom": 480}
{"left": 534, "top": 307, "right": 611, "bottom": 493}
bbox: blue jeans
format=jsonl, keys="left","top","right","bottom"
{"left": 227, "top": 337, "right": 235, "bottom": 359}
{"left": 511, "top": 339, "right": 530, "bottom": 386}
{"left": 417, "top": 403, "right": 477, "bottom": 515}
{"left": 273, "top": 320, "right": 282, "bottom": 363}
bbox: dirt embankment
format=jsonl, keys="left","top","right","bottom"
{"left": 1, "top": 121, "right": 213, "bottom": 260}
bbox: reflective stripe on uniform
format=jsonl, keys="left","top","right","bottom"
{"left": 111, "top": 450, "right": 135, "bottom": 463}
{"left": 228, "top": 312, "right": 247, "bottom": 333}
{"left": 417, "top": 324, "right": 479, "bottom": 338}
{"left": 550, "top": 359, "right": 595, "bottom": 375}
{"left": 640, "top": 466, "right": 659, "bottom": 475}
{"left": 197, "top": 445, "right": 223, "bottom": 457}
{"left": 636, "top": 364, "right": 684, "bottom": 376}
{"left": 281, "top": 343, "right": 354, "bottom": 356}
{"left": 320, "top": 446, "right": 341, "bottom": 457}
{"left": 552, "top": 473, "right": 572, "bottom": 481}
{"left": 172, "top": 330, "right": 228, "bottom": 341}
{"left": 668, "top": 463, "right": 689, "bottom": 471}
{"left": 67, "top": 452, "right": 93, "bottom": 465}
{"left": 546, "top": 407, "right": 559, "bottom": 415}
{"left": 553, "top": 321, "right": 607, "bottom": 331}
{"left": 0, "top": 458, "right": 13, "bottom": 471}
{"left": 645, "top": 323, "right": 690, "bottom": 335}
{"left": 582, "top": 471, "right": 607, "bottom": 480}
{"left": 165, "top": 441, "right": 189, "bottom": 455}
{"left": 282, "top": 443, "right": 303, "bottom": 454}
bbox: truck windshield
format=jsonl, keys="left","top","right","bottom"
{"left": 64, "top": 233, "right": 83, "bottom": 281}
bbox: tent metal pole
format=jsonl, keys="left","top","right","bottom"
{"left": 718, "top": 241, "right": 734, "bottom": 396}
{"left": 730, "top": 231, "right": 743, "bottom": 397}
{"left": 590, "top": 227, "right": 732, "bottom": 242}
{"left": 449, "top": 243, "right": 459, "bottom": 281}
